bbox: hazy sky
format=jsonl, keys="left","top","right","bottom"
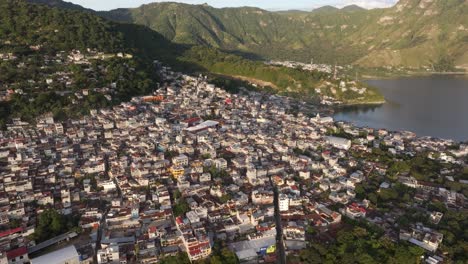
{"left": 68, "top": 0, "right": 398, "bottom": 11}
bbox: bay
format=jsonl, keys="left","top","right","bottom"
{"left": 334, "top": 75, "right": 468, "bottom": 142}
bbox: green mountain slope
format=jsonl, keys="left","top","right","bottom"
{"left": 98, "top": 2, "right": 364, "bottom": 64}
{"left": 1, "top": 0, "right": 384, "bottom": 128}
{"left": 96, "top": 0, "right": 467, "bottom": 70}
{"left": 0, "top": 0, "right": 180, "bottom": 126}
{"left": 24, "top": 0, "right": 94, "bottom": 12}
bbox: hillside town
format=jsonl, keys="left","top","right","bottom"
{"left": 0, "top": 49, "right": 133, "bottom": 104}
{"left": 265, "top": 60, "right": 336, "bottom": 74}
{"left": 0, "top": 60, "right": 467, "bottom": 264}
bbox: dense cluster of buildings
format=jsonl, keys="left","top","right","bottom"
{"left": 265, "top": 60, "right": 335, "bottom": 74}
{"left": 0, "top": 59, "right": 466, "bottom": 264}
{"left": 0, "top": 49, "right": 131, "bottom": 104}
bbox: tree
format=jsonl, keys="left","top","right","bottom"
{"left": 306, "top": 226, "right": 316, "bottom": 235}
{"left": 206, "top": 246, "right": 238, "bottom": 264}
{"left": 173, "top": 199, "right": 189, "bottom": 217}
{"left": 219, "top": 194, "right": 232, "bottom": 204}
{"left": 160, "top": 252, "right": 191, "bottom": 264}
{"left": 9, "top": 219, "right": 21, "bottom": 229}
{"left": 32, "top": 209, "right": 79, "bottom": 242}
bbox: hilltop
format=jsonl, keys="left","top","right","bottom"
{"left": 89, "top": 0, "right": 467, "bottom": 70}
{"left": 0, "top": 0, "right": 384, "bottom": 127}
{"left": 0, "top": 0, "right": 175, "bottom": 126}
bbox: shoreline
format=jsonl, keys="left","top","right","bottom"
{"left": 361, "top": 71, "right": 468, "bottom": 80}
{"left": 338, "top": 99, "right": 386, "bottom": 107}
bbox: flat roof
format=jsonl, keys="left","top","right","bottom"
{"left": 28, "top": 232, "right": 78, "bottom": 253}
{"left": 235, "top": 248, "right": 257, "bottom": 260}
{"left": 31, "top": 245, "right": 79, "bottom": 264}
{"left": 185, "top": 120, "right": 219, "bottom": 132}
{"left": 229, "top": 236, "right": 276, "bottom": 253}
{"left": 325, "top": 136, "right": 351, "bottom": 145}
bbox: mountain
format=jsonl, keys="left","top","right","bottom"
{"left": 25, "top": 0, "right": 93, "bottom": 12}
{"left": 1, "top": 0, "right": 384, "bottom": 127}
{"left": 310, "top": 5, "right": 340, "bottom": 13}
{"left": 0, "top": 0, "right": 187, "bottom": 126}
{"left": 97, "top": 2, "right": 366, "bottom": 64}
{"left": 340, "top": 5, "right": 366, "bottom": 12}
{"left": 91, "top": 0, "right": 467, "bottom": 70}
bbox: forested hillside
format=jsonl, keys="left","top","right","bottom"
{"left": 95, "top": 0, "right": 468, "bottom": 70}
{"left": 0, "top": 0, "right": 166, "bottom": 126}
{"left": 0, "top": 0, "right": 384, "bottom": 128}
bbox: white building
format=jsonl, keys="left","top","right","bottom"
{"left": 325, "top": 136, "right": 351, "bottom": 150}
{"left": 279, "top": 194, "right": 289, "bottom": 212}
{"left": 172, "top": 154, "right": 189, "bottom": 167}
{"left": 214, "top": 158, "right": 228, "bottom": 170}
{"left": 5, "top": 247, "right": 28, "bottom": 264}
{"left": 97, "top": 244, "right": 120, "bottom": 264}
{"left": 32, "top": 245, "right": 79, "bottom": 264}
{"left": 99, "top": 180, "right": 117, "bottom": 192}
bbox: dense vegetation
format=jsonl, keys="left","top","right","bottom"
{"left": 346, "top": 144, "right": 468, "bottom": 262}
{"left": 88, "top": 0, "right": 468, "bottom": 70}
{"left": 160, "top": 244, "right": 238, "bottom": 264}
{"left": 0, "top": 1, "right": 124, "bottom": 53}
{"left": 1, "top": 57, "right": 158, "bottom": 127}
{"left": 0, "top": 0, "right": 386, "bottom": 128}
{"left": 288, "top": 220, "right": 425, "bottom": 264}
{"left": 181, "top": 47, "right": 384, "bottom": 103}
{"left": 0, "top": 0, "right": 170, "bottom": 126}
{"left": 31, "top": 209, "right": 80, "bottom": 242}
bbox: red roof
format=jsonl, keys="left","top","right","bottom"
{"left": 189, "top": 245, "right": 200, "bottom": 251}
{"left": 349, "top": 203, "right": 366, "bottom": 213}
{"left": 7, "top": 247, "right": 27, "bottom": 259}
{"left": 182, "top": 117, "right": 201, "bottom": 124}
{"left": 0, "top": 227, "right": 22, "bottom": 238}
{"left": 198, "top": 241, "right": 210, "bottom": 247}
{"left": 189, "top": 248, "right": 201, "bottom": 256}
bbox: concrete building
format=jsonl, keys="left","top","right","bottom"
{"left": 32, "top": 245, "right": 80, "bottom": 264}
{"left": 325, "top": 136, "right": 351, "bottom": 150}
{"left": 279, "top": 194, "right": 289, "bottom": 212}
{"left": 97, "top": 244, "right": 120, "bottom": 264}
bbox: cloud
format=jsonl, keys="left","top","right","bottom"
{"left": 338, "top": 0, "right": 398, "bottom": 9}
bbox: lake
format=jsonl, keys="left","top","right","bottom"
{"left": 334, "top": 75, "right": 468, "bottom": 142}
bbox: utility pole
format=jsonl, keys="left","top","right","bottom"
{"left": 333, "top": 64, "right": 337, "bottom": 80}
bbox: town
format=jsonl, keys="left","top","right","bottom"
{"left": 0, "top": 58, "right": 467, "bottom": 264}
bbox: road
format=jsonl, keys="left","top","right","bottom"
{"left": 93, "top": 206, "right": 110, "bottom": 263}
{"left": 270, "top": 176, "right": 286, "bottom": 264}
{"left": 93, "top": 156, "right": 115, "bottom": 262}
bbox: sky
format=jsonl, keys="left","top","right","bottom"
{"left": 68, "top": 0, "right": 398, "bottom": 11}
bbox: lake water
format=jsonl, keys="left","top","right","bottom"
{"left": 334, "top": 75, "right": 468, "bottom": 142}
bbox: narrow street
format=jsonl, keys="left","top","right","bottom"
{"left": 93, "top": 154, "right": 117, "bottom": 262}
{"left": 93, "top": 206, "right": 110, "bottom": 263}
{"left": 270, "top": 177, "right": 286, "bottom": 264}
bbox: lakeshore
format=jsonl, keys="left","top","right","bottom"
{"left": 334, "top": 75, "right": 468, "bottom": 142}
